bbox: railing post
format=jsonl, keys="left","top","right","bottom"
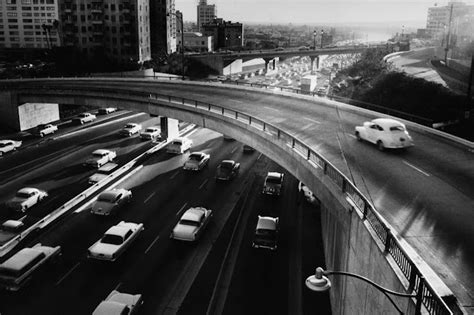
{"left": 195, "top": 100, "right": 198, "bottom": 107}
{"left": 277, "top": 130, "right": 281, "bottom": 139}
{"left": 249, "top": 116, "right": 252, "bottom": 125}
{"left": 307, "top": 149, "right": 310, "bottom": 160}
{"left": 263, "top": 122, "right": 266, "bottom": 131}
{"left": 408, "top": 263, "right": 417, "bottom": 291}
{"left": 415, "top": 276, "right": 424, "bottom": 315}
{"left": 208, "top": 104, "right": 211, "bottom": 111}
{"left": 222, "top": 108, "right": 224, "bottom": 115}
{"left": 235, "top": 112, "right": 238, "bottom": 120}
{"left": 363, "top": 202, "right": 369, "bottom": 220}
{"left": 292, "top": 138, "right": 295, "bottom": 148}
{"left": 341, "top": 179, "right": 346, "bottom": 193}
{"left": 384, "top": 229, "right": 392, "bottom": 253}
{"left": 323, "top": 163, "right": 328, "bottom": 174}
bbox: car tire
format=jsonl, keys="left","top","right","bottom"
{"left": 377, "top": 140, "right": 385, "bottom": 151}
{"left": 355, "top": 131, "right": 361, "bottom": 141}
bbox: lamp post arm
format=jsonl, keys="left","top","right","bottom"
{"left": 325, "top": 270, "right": 417, "bottom": 315}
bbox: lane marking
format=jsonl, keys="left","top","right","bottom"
{"left": 199, "top": 178, "right": 209, "bottom": 190}
{"left": 403, "top": 160, "right": 430, "bottom": 177}
{"left": 303, "top": 117, "right": 321, "bottom": 124}
{"left": 230, "top": 147, "right": 237, "bottom": 154}
{"left": 257, "top": 153, "right": 263, "bottom": 160}
{"left": 144, "top": 191, "right": 156, "bottom": 204}
{"left": 114, "top": 282, "right": 122, "bottom": 291}
{"left": 347, "top": 134, "right": 357, "bottom": 139}
{"left": 170, "top": 170, "right": 180, "bottom": 179}
{"left": 263, "top": 105, "right": 281, "bottom": 112}
{"left": 145, "top": 235, "right": 161, "bottom": 254}
{"left": 56, "top": 262, "right": 81, "bottom": 286}
{"left": 176, "top": 202, "right": 188, "bottom": 217}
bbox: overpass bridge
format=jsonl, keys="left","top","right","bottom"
{"left": 189, "top": 45, "right": 388, "bottom": 74}
{"left": 1, "top": 78, "right": 472, "bottom": 314}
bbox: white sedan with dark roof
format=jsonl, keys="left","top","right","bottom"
{"left": 170, "top": 207, "right": 213, "bottom": 241}
{"left": 91, "top": 188, "right": 132, "bottom": 216}
{"left": 88, "top": 221, "right": 144, "bottom": 261}
{"left": 355, "top": 118, "right": 414, "bottom": 151}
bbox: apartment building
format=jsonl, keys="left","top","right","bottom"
{"left": 150, "top": 0, "right": 176, "bottom": 57}
{"left": 197, "top": 0, "right": 215, "bottom": 32}
{"left": 202, "top": 18, "right": 243, "bottom": 50}
{"left": 0, "top": 0, "right": 60, "bottom": 48}
{"left": 426, "top": 1, "right": 474, "bottom": 39}
{"left": 60, "top": 0, "right": 151, "bottom": 63}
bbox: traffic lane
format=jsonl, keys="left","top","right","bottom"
{"left": 0, "top": 114, "right": 160, "bottom": 203}
{"left": 0, "top": 112, "right": 156, "bottom": 183}
{"left": 221, "top": 164, "right": 297, "bottom": 315}
{"left": 0, "top": 130, "right": 259, "bottom": 314}
{"left": 0, "top": 110, "right": 138, "bottom": 173}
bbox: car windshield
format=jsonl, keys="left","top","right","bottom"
{"left": 219, "top": 162, "right": 233, "bottom": 169}
{"left": 79, "top": 114, "right": 88, "bottom": 117}
{"left": 179, "top": 219, "right": 200, "bottom": 226}
{"left": 0, "top": 143, "right": 7, "bottom": 148}
{"left": 101, "top": 234, "right": 123, "bottom": 245}
{"left": 256, "top": 229, "right": 276, "bottom": 239}
{"left": 389, "top": 126, "right": 405, "bottom": 132}
{"left": 92, "top": 152, "right": 104, "bottom": 157}
{"left": 146, "top": 128, "right": 157, "bottom": 133}
{"left": 266, "top": 176, "right": 282, "bottom": 184}
{"left": 16, "top": 191, "right": 32, "bottom": 198}
{"left": 189, "top": 154, "right": 202, "bottom": 161}
{"left": 172, "top": 141, "right": 182, "bottom": 145}
{"left": 97, "top": 192, "right": 116, "bottom": 202}
{"left": 125, "top": 124, "right": 135, "bottom": 128}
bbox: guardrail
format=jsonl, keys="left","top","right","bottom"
{"left": 0, "top": 124, "right": 196, "bottom": 258}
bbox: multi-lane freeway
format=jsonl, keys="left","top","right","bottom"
{"left": 3, "top": 78, "right": 471, "bottom": 310}
{"left": 0, "top": 113, "right": 330, "bottom": 314}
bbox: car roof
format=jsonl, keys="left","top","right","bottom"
{"left": 105, "top": 225, "right": 130, "bottom": 238}
{"left": 17, "top": 187, "right": 38, "bottom": 194}
{"left": 371, "top": 118, "right": 405, "bottom": 128}
{"left": 0, "top": 247, "right": 45, "bottom": 272}
{"left": 182, "top": 207, "right": 206, "bottom": 221}
{"left": 220, "top": 160, "right": 235, "bottom": 166}
{"left": 92, "top": 149, "right": 111, "bottom": 155}
{"left": 92, "top": 301, "right": 128, "bottom": 315}
{"left": 257, "top": 216, "right": 278, "bottom": 230}
{"left": 145, "top": 126, "right": 159, "bottom": 130}
{"left": 189, "top": 152, "right": 205, "bottom": 156}
{"left": 267, "top": 172, "right": 283, "bottom": 179}
{"left": 98, "top": 190, "right": 122, "bottom": 200}
{"left": 0, "top": 140, "right": 14, "bottom": 144}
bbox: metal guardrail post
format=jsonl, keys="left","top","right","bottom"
{"left": 415, "top": 277, "right": 425, "bottom": 315}
{"left": 384, "top": 228, "right": 392, "bottom": 253}
{"left": 409, "top": 263, "right": 417, "bottom": 291}
{"left": 363, "top": 202, "right": 369, "bottom": 219}
{"left": 307, "top": 149, "right": 311, "bottom": 160}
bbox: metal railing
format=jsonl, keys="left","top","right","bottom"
{"left": 7, "top": 83, "right": 454, "bottom": 314}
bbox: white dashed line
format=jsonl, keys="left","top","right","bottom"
{"left": 199, "top": 178, "right": 209, "bottom": 190}
{"left": 144, "top": 192, "right": 155, "bottom": 204}
{"left": 170, "top": 170, "right": 180, "bottom": 179}
{"left": 176, "top": 202, "right": 188, "bottom": 217}
{"left": 403, "top": 160, "right": 430, "bottom": 177}
{"left": 304, "top": 117, "right": 321, "bottom": 124}
{"left": 231, "top": 147, "right": 237, "bottom": 154}
{"left": 257, "top": 153, "right": 263, "bottom": 160}
{"left": 56, "top": 262, "right": 81, "bottom": 286}
{"left": 145, "top": 235, "right": 161, "bottom": 254}
{"left": 114, "top": 282, "right": 122, "bottom": 291}
{"left": 347, "top": 134, "right": 357, "bottom": 139}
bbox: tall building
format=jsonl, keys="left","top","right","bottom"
{"left": 59, "top": 0, "right": 151, "bottom": 63}
{"left": 426, "top": 1, "right": 474, "bottom": 38}
{"left": 202, "top": 18, "right": 243, "bottom": 50}
{"left": 197, "top": 0, "right": 215, "bottom": 32}
{"left": 150, "top": 0, "right": 176, "bottom": 58}
{"left": 0, "top": 0, "right": 60, "bottom": 48}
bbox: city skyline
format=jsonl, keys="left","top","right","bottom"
{"left": 175, "top": 0, "right": 474, "bottom": 26}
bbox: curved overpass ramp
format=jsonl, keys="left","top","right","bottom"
{"left": 1, "top": 78, "right": 473, "bottom": 312}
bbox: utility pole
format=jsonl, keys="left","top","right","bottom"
{"left": 444, "top": 3, "right": 454, "bottom": 65}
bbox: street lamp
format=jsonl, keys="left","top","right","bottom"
{"left": 320, "top": 29, "right": 324, "bottom": 49}
{"left": 313, "top": 30, "right": 317, "bottom": 50}
{"left": 306, "top": 267, "right": 424, "bottom": 315}
{"left": 167, "top": 11, "right": 185, "bottom": 80}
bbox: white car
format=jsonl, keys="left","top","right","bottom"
{"left": 91, "top": 189, "right": 132, "bottom": 216}
{"left": 252, "top": 216, "right": 279, "bottom": 251}
{"left": 0, "top": 243, "right": 61, "bottom": 291}
{"left": 98, "top": 107, "right": 117, "bottom": 115}
{"left": 298, "top": 182, "right": 317, "bottom": 204}
{"left": 263, "top": 172, "right": 284, "bottom": 196}
{"left": 88, "top": 221, "right": 144, "bottom": 261}
{"left": 355, "top": 118, "right": 414, "bottom": 151}
{"left": 93, "top": 290, "right": 143, "bottom": 315}
{"left": 6, "top": 187, "right": 48, "bottom": 212}
{"left": 34, "top": 123, "right": 58, "bottom": 137}
{"left": 73, "top": 112, "right": 97, "bottom": 124}
{"left": 84, "top": 149, "right": 117, "bottom": 168}
{"left": 0, "top": 140, "right": 22, "bottom": 156}
{"left": 140, "top": 126, "right": 161, "bottom": 141}
{"left": 167, "top": 137, "right": 193, "bottom": 154}
{"left": 183, "top": 152, "right": 210, "bottom": 171}
{"left": 119, "top": 123, "right": 142, "bottom": 137}
{"left": 170, "top": 207, "right": 213, "bottom": 241}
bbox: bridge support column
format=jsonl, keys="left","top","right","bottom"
{"left": 160, "top": 117, "right": 179, "bottom": 140}
{"left": 264, "top": 58, "right": 278, "bottom": 75}
{"left": 310, "top": 56, "right": 320, "bottom": 74}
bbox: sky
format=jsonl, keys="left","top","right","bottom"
{"left": 175, "top": 0, "right": 474, "bottom": 27}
